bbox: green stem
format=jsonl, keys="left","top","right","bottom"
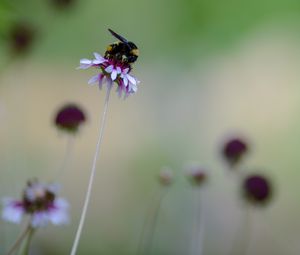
{"left": 5, "top": 224, "right": 31, "bottom": 255}
{"left": 21, "top": 227, "right": 35, "bottom": 255}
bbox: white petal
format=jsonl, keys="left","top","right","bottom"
{"left": 105, "top": 65, "right": 114, "bottom": 73}
{"left": 116, "top": 66, "right": 121, "bottom": 74}
{"left": 127, "top": 74, "right": 137, "bottom": 85}
{"left": 48, "top": 199, "right": 70, "bottom": 225}
{"left": 129, "top": 83, "right": 138, "bottom": 93}
{"left": 111, "top": 70, "right": 117, "bottom": 80}
{"left": 80, "top": 59, "right": 92, "bottom": 64}
{"left": 31, "top": 212, "right": 49, "bottom": 228}
{"left": 123, "top": 76, "right": 128, "bottom": 86}
{"left": 88, "top": 74, "right": 100, "bottom": 85}
{"left": 93, "top": 52, "right": 105, "bottom": 62}
{"left": 123, "top": 68, "right": 129, "bottom": 74}
{"left": 2, "top": 199, "right": 24, "bottom": 224}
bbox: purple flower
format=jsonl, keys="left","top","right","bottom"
{"left": 2, "top": 180, "right": 69, "bottom": 228}
{"left": 78, "top": 52, "right": 139, "bottom": 98}
{"left": 55, "top": 104, "right": 86, "bottom": 133}
{"left": 8, "top": 22, "right": 36, "bottom": 56}
{"left": 222, "top": 137, "right": 249, "bottom": 168}
{"left": 242, "top": 174, "right": 272, "bottom": 206}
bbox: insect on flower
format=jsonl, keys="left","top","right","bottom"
{"left": 78, "top": 29, "right": 140, "bottom": 98}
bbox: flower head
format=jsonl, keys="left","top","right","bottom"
{"left": 8, "top": 22, "right": 36, "bottom": 56}
{"left": 185, "top": 164, "right": 207, "bottom": 187}
{"left": 2, "top": 180, "right": 69, "bottom": 228}
{"left": 78, "top": 30, "right": 140, "bottom": 98}
{"left": 158, "top": 167, "right": 173, "bottom": 186}
{"left": 222, "top": 137, "right": 249, "bottom": 168}
{"left": 55, "top": 104, "right": 86, "bottom": 133}
{"left": 242, "top": 174, "right": 272, "bottom": 206}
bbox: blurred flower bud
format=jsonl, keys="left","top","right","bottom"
{"left": 8, "top": 22, "right": 36, "bottom": 56}
{"left": 185, "top": 165, "right": 207, "bottom": 187}
{"left": 158, "top": 167, "right": 173, "bottom": 186}
{"left": 222, "top": 137, "right": 248, "bottom": 168}
{"left": 55, "top": 104, "right": 86, "bottom": 133}
{"left": 242, "top": 174, "right": 272, "bottom": 206}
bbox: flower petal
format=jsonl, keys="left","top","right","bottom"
{"left": 105, "top": 65, "right": 114, "bottom": 73}
{"left": 48, "top": 198, "right": 70, "bottom": 225}
{"left": 127, "top": 74, "right": 137, "bottom": 85}
{"left": 111, "top": 70, "right": 117, "bottom": 80}
{"left": 116, "top": 66, "right": 121, "bottom": 74}
{"left": 93, "top": 52, "right": 105, "bottom": 62}
{"left": 31, "top": 212, "right": 49, "bottom": 227}
{"left": 2, "top": 198, "right": 24, "bottom": 224}
{"left": 88, "top": 74, "right": 100, "bottom": 85}
{"left": 123, "top": 76, "right": 128, "bottom": 86}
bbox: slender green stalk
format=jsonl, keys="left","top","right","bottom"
{"left": 228, "top": 205, "right": 252, "bottom": 255}
{"left": 21, "top": 227, "right": 35, "bottom": 255}
{"left": 141, "top": 188, "right": 167, "bottom": 255}
{"left": 5, "top": 224, "right": 31, "bottom": 255}
{"left": 191, "top": 189, "right": 205, "bottom": 255}
{"left": 55, "top": 135, "right": 75, "bottom": 180}
{"left": 70, "top": 86, "right": 112, "bottom": 255}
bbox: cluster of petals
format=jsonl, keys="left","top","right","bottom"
{"left": 78, "top": 52, "right": 139, "bottom": 98}
{"left": 2, "top": 180, "right": 69, "bottom": 228}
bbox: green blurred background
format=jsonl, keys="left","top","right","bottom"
{"left": 1, "top": 0, "right": 300, "bottom": 254}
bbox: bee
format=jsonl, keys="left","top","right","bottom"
{"left": 105, "top": 29, "right": 139, "bottom": 64}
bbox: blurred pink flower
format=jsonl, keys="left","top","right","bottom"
{"left": 2, "top": 180, "right": 69, "bottom": 228}
{"left": 78, "top": 52, "right": 139, "bottom": 98}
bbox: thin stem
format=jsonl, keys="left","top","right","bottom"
{"left": 21, "top": 227, "right": 35, "bottom": 255}
{"left": 191, "top": 189, "right": 205, "bottom": 255}
{"left": 5, "top": 223, "right": 31, "bottom": 255}
{"left": 228, "top": 205, "right": 252, "bottom": 255}
{"left": 70, "top": 86, "right": 112, "bottom": 255}
{"left": 136, "top": 189, "right": 159, "bottom": 255}
{"left": 143, "top": 188, "right": 167, "bottom": 255}
{"left": 55, "top": 135, "right": 74, "bottom": 180}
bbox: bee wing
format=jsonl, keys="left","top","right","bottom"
{"left": 108, "top": 29, "right": 128, "bottom": 43}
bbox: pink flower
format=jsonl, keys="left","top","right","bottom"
{"left": 78, "top": 52, "right": 140, "bottom": 98}
{"left": 1, "top": 180, "right": 69, "bottom": 228}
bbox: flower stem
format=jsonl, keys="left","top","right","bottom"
{"left": 139, "top": 188, "right": 167, "bottom": 255}
{"left": 191, "top": 188, "right": 205, "bottom": 255}
{"left": 20, "top": 227, "right": 35, "bottom": 255}
{"left": 55, "top": 135, "right": 74, "bottom": 180}
{"left": 5, "top": 223, "right": 31, "bottom": 255}
{"left": 228, "top": 205, "right": 252, "bottom": 255}
{"left": 70, "top": 85, "right": 112, "bottom": 255}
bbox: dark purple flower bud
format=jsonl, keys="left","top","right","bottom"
{"left": 222, "top": 137, "right": 248, "bottom": 167}
{"left": 8, "top": 22, "right": 36, "bottom": 56}
{"left": 242, "top": 174, "right": 272, "bottom": 206}
{"left": 50, "top": 0, "right": 76, "bottom": 10}
{"left": 55, "top": 104, "right": 86, "bottom": 133}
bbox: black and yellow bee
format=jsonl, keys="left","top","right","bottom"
{"left": 105, "top": 29, "right": 139, "bottom": 65}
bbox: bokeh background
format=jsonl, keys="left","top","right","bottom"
{"left": 1, "top": 0, "right": 300, "bottom": 254}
